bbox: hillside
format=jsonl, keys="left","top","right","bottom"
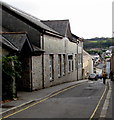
{"left": 83, "top": 37, "right": 113, "bottom": 54}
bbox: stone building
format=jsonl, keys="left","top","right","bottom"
{"left": 1, "top": 1, "right": 83, "bottom": 92}
{"left": 83, "top": 50, "right": 93, "bottom": 79}
{"left": 1, "top": 35, "right": 18, "bottom": 99}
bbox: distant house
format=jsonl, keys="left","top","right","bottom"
{"left": 95, "top": 63, "right": 105, "bottom": 76}
{"left": 1, "top": 2, "right": 83, "bottom": 94}
{"left": 83, "top": 50, "right": 93, "bottom": 79}
{"left": 106, "top": 58, "right": 111, "bottom": 78}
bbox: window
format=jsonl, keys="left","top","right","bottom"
{"left": 62, "top": 54, "right": 65, "bottom": 75}
{"left": 75, "top": 54, "right": 77, "bottom": 70}
{"left": 68, "top": 55, "right": 73, "bottom": 72}
{"left": 49, "top": 55, "right": 54, "bottom": 80}
{"left": 58, "top": 55, "right": 61, "bottom": 77}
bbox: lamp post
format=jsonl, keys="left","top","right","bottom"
{"left": 76, "top": 39, "right": 79, "bottom": 81}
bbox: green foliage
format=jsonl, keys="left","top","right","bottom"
{"left": 2, "top": 56, "right": 22, "bottom": 100}
{"left": 104, "top": 56, "right": 110, "bottom": 59}
{"left": 86, "top": 49, "right": 103, "bottom": 55}
{"left": 2, "top": 56, "right": 22, "bottom": 79}
{"left": 84, "top": 37, "right": 113, "bottom": 50}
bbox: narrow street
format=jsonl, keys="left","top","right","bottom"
{"left": 3, "top": 79, "right": 107, "bottom": 119}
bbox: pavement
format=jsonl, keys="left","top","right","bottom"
{"left": 100, "top": 79, "right": 112, "bottom": 119}
{"left": 105, "top": 80, "right": 113, "bottom": 119}
{"left": 0, "top": 79, "right": 112, "bottom": 119}
{"left": 0, "top": 79, "right": 88, "bottom": 117}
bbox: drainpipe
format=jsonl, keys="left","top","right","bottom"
{"left": 76, "top": 39, "right": 79, "bottom": 81}
{"left": 41, "top": 33, "right": 45, "bottom": 89}
{"left": 81, "top": 42, "right": 83, "bottom": 79}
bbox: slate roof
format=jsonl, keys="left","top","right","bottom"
{"left": 42, "top": 20, "right": 69, "bottom": 37}
{"left": 2, "top": 33, "right": 29, "bottom": 51}
{"left": 32, "top": 44, "right": 45, "bottom": 52}
{"left": 2, "top": 33, "right": 44, "bottom": 53}
{"left": 1, "top": 1, "right": 62, "bottom": 37}
{"left": 42, "top": 20, "right": 82, "bottom": 42}
{"left": 72, "top": 33, "right": 80, "bottom": 43}
{"left": 1, "top": 36, "right": 18, "bottom": 51}
{"left": 96, "top": 63, "right": 105, "bottom": 69}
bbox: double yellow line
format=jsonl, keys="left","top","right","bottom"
{"left": 1, "top": 81, "right": 107, "bottom": 120}
{"left": 89, "top": 85, "right": 107, "bottom": 120}
{"left": 1, "top": 82, "right": 85, "bottom": 119}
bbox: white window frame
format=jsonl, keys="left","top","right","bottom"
{"left": 68, "top": 55, "right": 73, "bottom": 72}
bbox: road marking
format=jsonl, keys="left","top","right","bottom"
{"left": 1, "top": 82, "right": 86, "bottom": 119}
{"left": 100, "top": 81, "right": 111, "bottom": 118}
{"left": 89, "top": 84, "right": 107, "bottom": 120}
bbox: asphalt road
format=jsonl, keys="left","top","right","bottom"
{"left": 4, "top": 79, "right": 106, "bottom": 119}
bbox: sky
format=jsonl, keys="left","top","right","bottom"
{"left": 1, "top": 0, "right": 113, "bottom": 39}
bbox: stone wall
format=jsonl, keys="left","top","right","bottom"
{"left": 43, "top": 34, "right": 83, "bottom": 88}
{"left": 32, "top": 55, "right": 43, "bottom": 90}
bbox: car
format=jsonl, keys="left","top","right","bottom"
{"left": 88, "top": 73, "right": 98, "bottom": 80}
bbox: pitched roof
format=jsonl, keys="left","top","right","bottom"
{"left": 42, "top": 20, "right": 83, "bottom": 42}
{"left": 32, "top": 44, "right": 45, "bottom": 53}
{"left": 72, "top": 33, "right": 80, "bottom": 43}
{"left": 42, "top": 20, "right": 69, "bottom": 37}
{"left": 96, "top": 63, "right": 105, "bottom": 69}
{"left": 1, "top": 1, "right": 63, "bottom": 37}
{"left": 1, "top": 32, "right": 44, "bottom": 53}
{"left": 1, "top": 36, "right": 18, "bottom": 51}
{"left": 2, "top": 33, "right": 29, "bottom": 51}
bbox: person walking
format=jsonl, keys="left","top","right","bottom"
{"left": 102, "top": 72, "right": 107, "bottom": 84}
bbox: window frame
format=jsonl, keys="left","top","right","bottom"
{"left": 68, "top": 54, "right": 73, "bottom": 72}
{"left": 49, "top": 54, "right": 54, "bottom": 80}
{"left": 58, "top": 54, "right": 61, "bottom": 77}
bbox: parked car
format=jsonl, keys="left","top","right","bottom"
{"left": 88, "top": 73, "right": 98, "bottom": 80}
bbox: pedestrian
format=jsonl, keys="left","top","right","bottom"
{"left": 110, "top": 70, "right": 113, "bottom": 81}
{"left": 102, "top": 72, "right": 107, "bottom": 84}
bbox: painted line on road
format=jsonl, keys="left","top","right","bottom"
{"left": 89, "top": 84, "right": 107, "bottom": 120}
{"left": 1, "top": 82, "right": 86, "bottom": 119}
{"left": 100, "top": 81, "right": 111, "bottom": 118}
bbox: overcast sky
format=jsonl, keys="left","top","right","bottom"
{"left": 1, "top": 0, "right": 113, "bottom": 39}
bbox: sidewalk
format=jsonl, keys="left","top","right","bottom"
{"left": 105, "top": 80, "right": 113, "bottom": 119}
{"left": 0, "top": 79, "right": 88, "bottom": 117}
{"left": 99, "top": 79, "right": 112, "bottom": 119}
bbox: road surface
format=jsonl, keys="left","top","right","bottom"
{"left": 3, "top": 79, "right": 107, "bottom": 119}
